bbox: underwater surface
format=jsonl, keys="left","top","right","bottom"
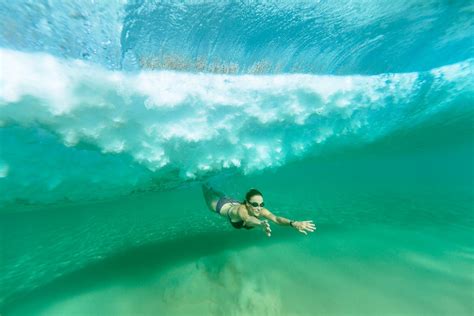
{"left": 0, "top": 1, "right": 473, "bottom": 315}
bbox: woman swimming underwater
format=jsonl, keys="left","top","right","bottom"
{"left": 202, "top": 185, "right": 316, "bottom": 237}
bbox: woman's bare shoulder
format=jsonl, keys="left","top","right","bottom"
{"left": 236, "top": 204, "right": 250, "bottom": 216}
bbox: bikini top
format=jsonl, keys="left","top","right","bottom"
{"left": 216, "top": 197, "right": 253, "bottom": 229}
{"left": 227, "top": 204, "right": 254, "bottom": 230}
{"left": 230, "top": 219, "right": 254, "bottom": 230}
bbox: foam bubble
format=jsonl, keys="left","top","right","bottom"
{"left": 0, "top": 163, "right": 9, "bottom": 178}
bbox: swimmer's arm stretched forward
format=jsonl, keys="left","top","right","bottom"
{"left": 261, "top": 208, "right": 316, "bottom": 235}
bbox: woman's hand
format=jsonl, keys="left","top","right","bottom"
{"left": 260, "top": 220, "right": 272, "bottom": 237}
{"left": 292, "top": 220, "right": 316, "bottom": 235}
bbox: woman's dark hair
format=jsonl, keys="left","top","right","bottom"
{"left": 245, "top": 189, "right": 263, "bottom": 202}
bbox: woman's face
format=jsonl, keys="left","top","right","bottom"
{"left": 247, "top": 195, "right": 264, "bottom": 217}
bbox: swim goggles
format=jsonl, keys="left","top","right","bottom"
{"left": 248, "top": 201, "right": 265, "bottom": 207}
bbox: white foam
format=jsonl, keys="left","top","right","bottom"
{"left": 430, "top": 59, "right": 474, "bottom": 82}
{"left": 0, "top": 49, "right": 471, "bottom": 205}
{"left": 0, "top": 50, "right": 77, "bottom": 114}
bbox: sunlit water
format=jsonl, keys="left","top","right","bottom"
{"left": 1, "top": 1, "right": 473, "bottom": 315}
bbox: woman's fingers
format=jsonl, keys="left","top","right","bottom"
{"left": 295, "top": 221, "right": 316, "bottom": 234}
{"left": 302, "top": 220, "right": 316, "bottom": 231}
{"left": 265, "top": 227, "right": 272, "bottom": 237}
{"left": 262, "top": 221, "right": 272, "bottom": 237}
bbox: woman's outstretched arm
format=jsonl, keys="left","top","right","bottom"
{"left": 261, "top": 209, "right": 316, "bottom": 235}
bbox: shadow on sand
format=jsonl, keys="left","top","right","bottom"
{"left": 2, "top": 228, "right": 297, "bottom": 315}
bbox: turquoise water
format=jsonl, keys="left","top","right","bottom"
{"left": 1, "top": 1, "right": 474, "bottom": 315}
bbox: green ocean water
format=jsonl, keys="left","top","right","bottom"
{"left": 2, "top": 130, "right": 473, "bottom": 315}
{"left": 1, "top": 1, "right": 474, "bottom": 315}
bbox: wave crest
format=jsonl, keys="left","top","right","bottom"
{"left": 0, "top": 50, "right": 472, "bottom": 207}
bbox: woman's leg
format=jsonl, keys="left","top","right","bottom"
{"left": 202, "top": 184, "right": 225, "bottom": 212}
